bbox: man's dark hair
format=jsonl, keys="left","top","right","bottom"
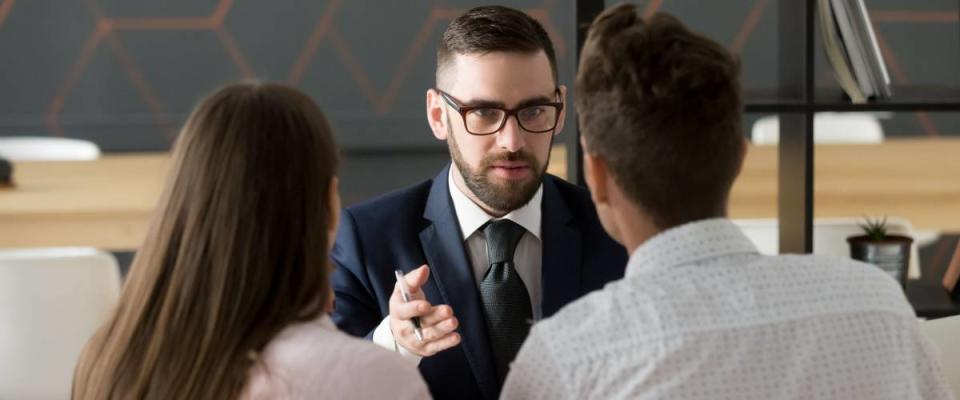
{"left": 576, "top": 6, "right": 743, "bottom": 230}
{"left": 437, "top": 5, "right": 557, "bottom": 88}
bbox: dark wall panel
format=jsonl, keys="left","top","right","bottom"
{"left": 1, "top": 0, "right": 957, "bottom": 205}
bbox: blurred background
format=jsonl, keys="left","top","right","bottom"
{"left": 1, "top": 0, "right": 955, "bottom": 205}
{"left": 1, "top": 2, "right": 959, "bottom": 398}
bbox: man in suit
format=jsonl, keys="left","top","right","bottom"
{"left": 330, "top": 5, "right": 627, "bottom": 400}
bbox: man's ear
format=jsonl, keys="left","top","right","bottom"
{"left": 735, "top": 136, "right": 749, "bottom": 178}
{"left": 581, "top": 137, "right": 609, "bottom": 206}
{"left": 554, "top": 85, "right": 568, "bottom": 135}
{"left": 426, "top": 89, "right": 448, "bottom": 140}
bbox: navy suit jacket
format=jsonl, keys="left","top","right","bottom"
{"left": 331, "top": 165, "right": 627, "bottom": 400}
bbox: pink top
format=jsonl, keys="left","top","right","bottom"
{"left": 240, "top": 315, "right": 431, "bottom": 400}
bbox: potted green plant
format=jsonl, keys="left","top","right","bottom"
{"left": 847, "top": 216, "right": 913, "bottom": 288}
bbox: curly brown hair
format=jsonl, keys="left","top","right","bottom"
{"left": 576, "top": 6, "right": 744, "bottom": 229}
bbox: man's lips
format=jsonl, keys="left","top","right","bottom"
{"left": 490, "top": 161, "right": 530, "bottom": 169}
{"left": 489, "top": 162, "right": 532, "bottom": 179}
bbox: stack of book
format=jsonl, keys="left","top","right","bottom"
{"left": 818, "top": 0, "right": 892, "bottom": 103}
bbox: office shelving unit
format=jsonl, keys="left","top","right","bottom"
{"left": 575, "top": 0, "right": 960, "bottom": 254}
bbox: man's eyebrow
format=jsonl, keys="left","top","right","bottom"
{"left": 516, "top": 95, "right": 556, "bottom": 109}
{"left": 461, "top": 92, "right": 557, "bottom": 109}
{"left": 460, "top": 98, "right": 505, "bottom": 108}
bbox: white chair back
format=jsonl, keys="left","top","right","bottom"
{"left": 919, "top": 315, "right": 960, "bottom": 397}
{"left": 733, "top": 217, "right": 921, "bottom": 279}
{"left": 0, "top": 247, "right": 121, "bottom": 400}
{"left": 0, "top": 137, "right": 101, "bottom": 161}
{"left": 751, "top": 112, "right": 884, "bottom": 145}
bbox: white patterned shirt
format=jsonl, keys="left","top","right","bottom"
{"left": 501, "top": 218, "right": 953, "bottom": 400}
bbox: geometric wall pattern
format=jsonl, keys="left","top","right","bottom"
{"left": 0, "top": 0, "right": 957, "bottom": 153}
{"left": 0, "top": 0, "right": 577, "bottom": 150}
{"left": 1, "top": 0, "right": 957, "bottom": 208}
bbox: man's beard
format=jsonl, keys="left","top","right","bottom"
{"left": 447, "top": 123, "right": 550, "bottom": 213}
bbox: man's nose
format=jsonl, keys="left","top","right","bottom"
{"left": 495, "top": 116, "right": 525, "bottom": 153}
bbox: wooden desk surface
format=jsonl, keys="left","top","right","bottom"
{"left": 1, "top": 138, "right": 957, "bottom": 249}
{"left": 0, "top": 153, "right": 169, "bottom": 249}
{"left": 729, "top": 138, "right": 960, "bottom": 231}
{"left": 552, "top": 138, "right": 960, "bottom": 231}
{"left": 0, "top": 147, "right": 567, "bottom": 250}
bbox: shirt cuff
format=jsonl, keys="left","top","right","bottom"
{"left": 372, "top": 316, "right": 423, "bottom": 363}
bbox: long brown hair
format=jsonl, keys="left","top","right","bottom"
{"left": 73, "top": 82, "right": 339, "bottom": 399}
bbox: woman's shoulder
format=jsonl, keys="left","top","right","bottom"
{"left": 266, "top": 316, "right": 411, "bottom": 366}
{"left": 242, "top": 315, "right": 429, "bottom": 399}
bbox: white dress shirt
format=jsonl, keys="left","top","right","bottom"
{"left": 372, "top": 168, "right": 543, "bottom": 359}
{"left": 502, "top": 218, "right": 954, "bottom": 400}
{"left": 240, "top": 315, "right": 430, "bottom": 400}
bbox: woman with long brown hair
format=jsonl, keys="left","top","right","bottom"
{"left": 72, "top": 82, "right": 429, "bottom": 399}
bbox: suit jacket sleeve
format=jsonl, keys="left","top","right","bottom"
{"left": 330, "top": 208, "right": 382, "bottom": 340}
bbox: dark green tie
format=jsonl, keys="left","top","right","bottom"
{"left": 479, "top": 219, "right": 533, "bottom": 386}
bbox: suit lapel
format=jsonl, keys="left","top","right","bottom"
{"left": 420, "top": 166, "right": 498, "bottom": 400}
{"left": 540, "top": 176, "right": 583, "bottom": 318}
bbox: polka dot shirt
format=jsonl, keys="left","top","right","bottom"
{"left": 501, "top": 219, "right": 953, "bottom": 400}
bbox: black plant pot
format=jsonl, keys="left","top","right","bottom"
{"left": 848, "top": 235, "right": 913, "bottom": 288}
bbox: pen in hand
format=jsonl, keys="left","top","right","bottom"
{"left": 394, "top": 269, "right": 424, "bottom": 343}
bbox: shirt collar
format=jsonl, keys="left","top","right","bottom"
{"left": 447, "top": 166, "right": 543, "bottom": 241}
{"left": 626, "top": 218, "right": 759, "bottom": 277}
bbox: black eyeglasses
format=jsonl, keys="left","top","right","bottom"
{"left": 437, "top": 89, "right": 563, "bottom": 136}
